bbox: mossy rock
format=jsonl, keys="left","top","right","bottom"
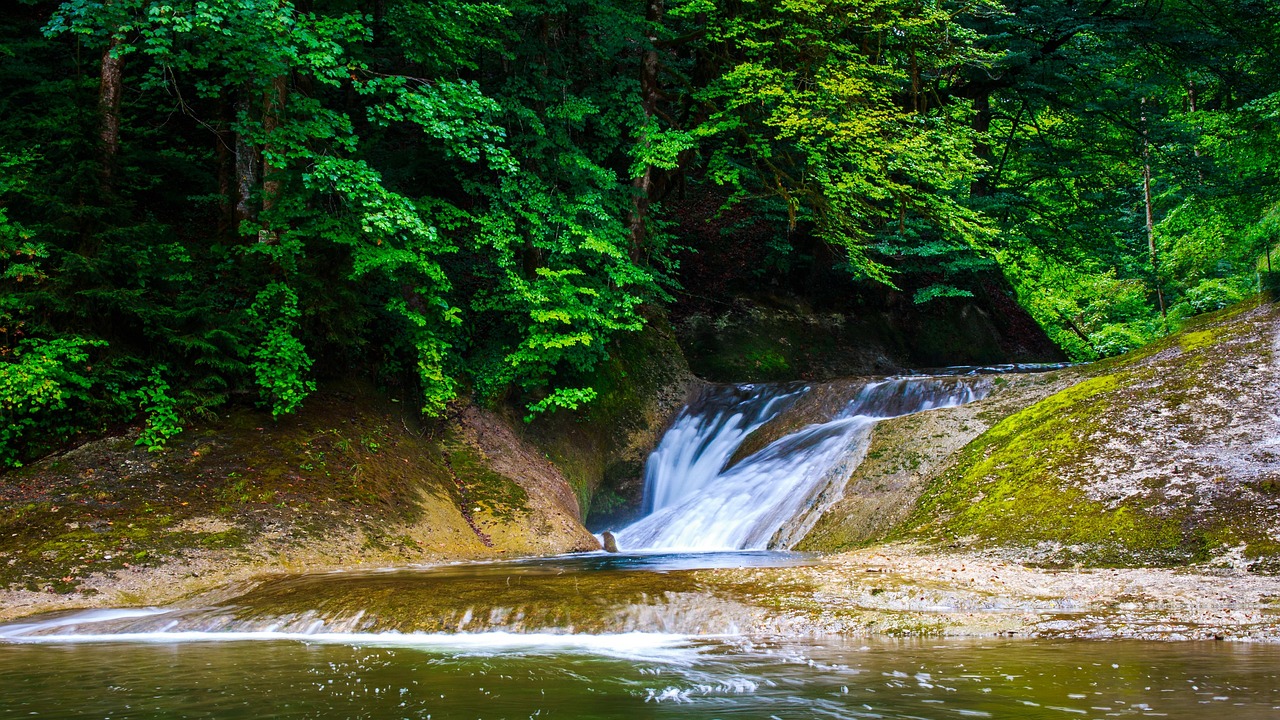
{"left": 795, "top": 371, "right": 1072, "bottom": 553}
{"left": 675, "top": 289, "right": 1063, "bottom": 383}
{"left": 899, "top": 296, "right": 1280, "bottom": 569}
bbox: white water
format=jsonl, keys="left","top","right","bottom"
{"left": 0, "top": 606, "right": 700, "bottom": 660}
{"left": 0, "top": 624, "right": 696, "bottom": 658}
{"left": 617, "top": 377, "right": 987, "bottom": 552}
{"left": 640, "top": 384, "right": 807, "bottom": 513}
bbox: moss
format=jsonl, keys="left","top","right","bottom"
{"left": 524, "top": 311, "right": 692, "bottom": 521}
{"left": 0, "top": 503, "right": 210, "bottom": 592}
{"left": 196, "top": 529, "right": 246, "bottom": 549}
{"left": 679, "top": 285, "right": 1071, "bottom": 383}
{"left": 693, "top": 330, "right": 805, "bottom": 382}
{"left": 744, "top": 348, "right": 791, "bottom": 377}
{"left": 585, "top": 459, "right": 647, "bottom": 530}
{"left": 897, "top": 298, "right": 1278, "bottom": 567}
{"left": 903, "top": 374, "right": 1193, "bottom": 564}
{"left": 1178, "top": 330, "right": 1216, "bottom": 352}
{"left": 442, "top": 430, "right": 529, "bottom": 522}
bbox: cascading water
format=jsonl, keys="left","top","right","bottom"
{"left": 639, "top": 383, "right": 807, "bottom": 514}
{"left": 616, "top": 376, "right": 988, "bottom": 552}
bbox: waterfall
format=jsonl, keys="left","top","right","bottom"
{"left": 639, "top": 383, "right": 807, "bottom": 514}
{"left": 616, "top": 376, "right": 988, "bottom": 552}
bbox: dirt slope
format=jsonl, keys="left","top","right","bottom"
{"left": 0, "top": 385, "right": 599, "bottom": 622}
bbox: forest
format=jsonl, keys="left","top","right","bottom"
{"left": 2, "top": 0, "right": 1277, "bottom": 467}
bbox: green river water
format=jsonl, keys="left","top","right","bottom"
{"left": 2, "top": 553, "right": 1278, "bottom": 718}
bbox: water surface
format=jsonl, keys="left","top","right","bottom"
{"left": 2, "top": 635, "right": 1277, "bottom": 718}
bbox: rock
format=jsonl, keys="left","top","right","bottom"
{"left": 672, "top": 289, "right": 1064, "bottom": 384}
{"left": 522, "top": 310, "right": 698, "bottom": 531}
{"left": 897, "top": 297, "right": 1280, "bottom": 569}
{"left": 0, "top": 380, "right": 602, "bottom": 621}
{"left": 601, "top": 531, "right": 619, "bottom": 553}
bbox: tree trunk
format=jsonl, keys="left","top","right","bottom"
{"left": 1056, "top": 309, "right": 1098, "bottom": 356}
{"left": 234, "top": 89, "right": 259, "bottom": 227}
{"left": 1188, "top": 80, "right": 1200, "bottom": 158}
{"left": 991, "top": 100, "right": 1028, "bottom": 189}
{"left": 97, "top": 36, "right": 124, "bottom": 192}
{"left": 628, "top": 0, "right": 664, "bottom": 262}
{"left": 216, "top": 99, "right": 235, "bottom": 236}
{"left": 970, "top": 92, "right": 991, "bottom": 197}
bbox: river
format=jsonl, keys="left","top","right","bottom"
{"left": 3, "top": 552, "right": 1279, "bottom": 718}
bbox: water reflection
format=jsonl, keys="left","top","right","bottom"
{"left": 2, "top": 637, "right": 1277, "bottom": 719}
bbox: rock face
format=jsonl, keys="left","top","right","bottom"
{"left": 795, "top": 371, "right": 1074, "bottom": 552}
{"left": 664, "top": 188, "right": 1063, "bottom": 383}
{"left": 522, "top": 311, "right": 699, "bottom": 532}
{"left": 860, "top": 297, "right": 1280, "bottom": 569}
{"left": 799, "top": 297, "right": 1280, "bottom": 569}
{"left": 674, "top": 286, "right": 1064, "bottom": 383}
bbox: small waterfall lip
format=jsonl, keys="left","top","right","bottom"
{"left": 0, "top": 607, "right": 172, "bottom": 639}
{"left": 641, "top": 383, "right": 808, "bottom": 514}
{"left": 907, "top": 361, "right": 1075, "bottom": 376}
{"left": 0, "top": 620, "right": 705, "bottom": 659}
{"left": 618, "top": 373, "right": 992, "bottom": 552}
{"left": 0, "top": 550, "right": 816, "bottom": 644}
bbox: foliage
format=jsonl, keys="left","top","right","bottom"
{"left": 0, "top": 0, "right": 1277, "bottom": 464}
{"left": 687, "top": 0, "right": 1000, "bottom": 285}
{"left": 1183, "top": 278, "right": 1248, "bottom": 315}
{"left": 960, "top": 0, "right": 1280, "bottom": 359}
{"left": 136, "top": 366, "right": 183, "bottom": 452}
{"left": 246, "top": 284, "right": 315, "bottom": 418}
{"left": 0, "top": 337, "right": 103, "bottom": 467}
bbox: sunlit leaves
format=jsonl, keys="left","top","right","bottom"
{"left": 694, "top": 0, "right": 999, "bottom": 282}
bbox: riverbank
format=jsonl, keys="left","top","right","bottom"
{"left": 4, "top": 542, "right": 1279, "bottom": 642}
{"left": 726, "top": 543, "right": 1280, "bottom": 641}
{"left": 3, "top": 298, "right": 1275, "bottom": 638}
{"left": 0, "top": 387, "right": 603, "bottom": 622}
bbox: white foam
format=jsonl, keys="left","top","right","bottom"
{"left": 0, "top": 607, "right": 171, "bottom": 638}
{"left": 620, "top": 377, "right": 985, "bottom": 551}
{"left": 0, "top": 628, "right": 701, "bottom": 661}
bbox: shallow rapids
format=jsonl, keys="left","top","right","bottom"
{"left": 0, "top": 552, "right": 809, "bottom": 639}
{"left": 3, "top": 552, "right": 1280, "bottom": 718}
